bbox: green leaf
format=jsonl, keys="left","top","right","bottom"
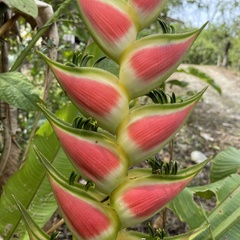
{"left": 12, "top": 195, "right": 50, "bottom": 240}
{"left": 194, "top": 174, "right": 240, "bottom": 240}
{"left": 167, "top": 79, "right": 189, "bottom": 88}
{"left": 8, "top": 0, "right": 38, "bottom": 18}
{"left": 117, "top": 225, "right": 208, "bottom": 240}
{"left": 0, "top": 103, "right": 78, "bottom": 240}
{"left": 0, "top": 72, "right": 41, "bottom": 111}
{"left": 168, "top": 188, "right": 206, "bottom": 229}
{"left": 178, "top": 67, "right": 222, "bottom": 95}
{"left": 210, "top": 147, "right": 240, "bottom": 182}
{"left": 86, "top": 42, "right": 119, "bottom": 76}
{"left": 169, "top": 174, "right": 240, "bottom": 240}
{"left": 191, "top": 174, "right": 240, "bottom": 205}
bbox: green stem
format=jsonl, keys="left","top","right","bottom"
{"left": 10, "top": 0, "right": 72, "bottom": 72}
{"left": 162, "top": 139, "right": 175, "bottom": 229}
{"left": 169, "top": 139, "right": 174, "bottom": 170}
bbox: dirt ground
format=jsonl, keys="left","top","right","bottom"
{"left": 170, "top": 64, "right": 240, "bottom": 156}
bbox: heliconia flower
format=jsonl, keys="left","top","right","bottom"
{"left": 38, "top": 52, "right": 129, "bottom": 133}
{"left": 76, "top": 0, "right": 139, "bottom": 62}
{"left": 110, "top": 158, "right": 210, "bottom": 228}
{"left": 128, "top": 0, "right": 169, "bottom": 29}
{"left": 116, "top": 88, "right": 206, "bottom": 165}
{"left": 34, "top": 147, "right": 120, "bottom": 240}
{"left": 119, "top": 23, "right": 207, "bottom": 99}
{"left": 38, "top": 104, "right": 130, "bottom": 195}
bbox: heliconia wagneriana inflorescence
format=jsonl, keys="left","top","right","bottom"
{"left": 33, "top": 0, "right": 209, "bottom": 239}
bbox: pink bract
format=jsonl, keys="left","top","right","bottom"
{"left": 51, "top": 180, "right": 111, "bottom": 239}
{"left": 128, "top": 105, "right": 194, "bottom": 151}
{"left": 131, "top": 0, "right": 163, "bottom": 12}
{"left": 54, "top": 127, "right": 120, "bottom": 182}
{"left": 79, "top": 0, "right": 132, "bottom": 42}
{"left": 53, "top": 68, "right": 120, "bottom": 117}
{"left": 122, "top": 179, "right": 190, "bottom": 217}
{"left": 130, "top": 37, "right": 194, "bottom": 82}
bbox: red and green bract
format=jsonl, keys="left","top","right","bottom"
{"left": 119, "top": 25, "right": 206, "bottom": 99}
{"left": 111, "top": 176, "right": 192, "bottom": 228}
{"left": 127, "top": 105, "right": 193, "bottom": 151}
{"left": 34, "top": 146, "right": 121, "bottom": 240}
{"left": 38, "top": 52, "right": 130, "bottom": 133}
{"left": 54, "top": 127, "right": 121, "bottom": 181}
{"left": 130, "top": 38, "right": 194, "bottom": 82}
{"left": 116, "top": 88, "right": 206, "bottom": 165}
{"left": 77, "top": 0, "right": 139, "bottom": 61}
{"left": 52, "top": 124, "right": 129, "bottom": 195}
{"left": 122, "top": 180, "right": 189, "bottom": 217}
{"left": 51, "top": 180, "right": 111, "bottom": 239}
{"left": 53, "top": 68, "right": 120, "bottom": 116}
{"left": 38, "top": 104, "right": 129, "bottom": 195}
{"left": 110, "top": 159, "right": 210, "bottom": 228}
{"left": 79, "top": 0, "right": 132, "bottom": 42}
{"left": 131, "top": 0, "right": 163, "bottom": 12}
{"left": 128, "top": 0, "right": 168, "bottom": 29}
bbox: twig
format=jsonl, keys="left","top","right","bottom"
{"left": 0, "top": 14, "right": 19, "bottom": 37}
{"left": 46, "top": 218, "right": 65, "bottom": 235}
{"left": 169, "top": 139, "right": 174, "bottom": 169}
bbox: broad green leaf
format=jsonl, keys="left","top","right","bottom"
{"left": 8, "top": 0, "right": 38, "bottom": 18}
{"left": 195, "top": 174, "right": 240, "bottom": 240}
{"left": 192, "top": 173, "right": 240, "bottom": 204}
{"left": 0, "top": 103, "right": 78, "bottom": 240}
{"left": 0, "top": 72, "right": 41, "bottom": 111}
{"left": 117, "top": 225, "right": 208, "bottom": 240}
{"left": 169, "top": 174, "right": 240, "bottom": 240}
{"left": 168, "top": 188, "right": 206, "bottom": 229}
{"left": 210, "top": 147, "right": 240, "bottom": 182}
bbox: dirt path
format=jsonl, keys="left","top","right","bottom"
{"left": 166, "top": 65, "right": 240, "bottom": 162}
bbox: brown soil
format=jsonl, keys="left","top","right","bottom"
{"left": 169, "top": 64, "right": 240, "bottom": 153}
